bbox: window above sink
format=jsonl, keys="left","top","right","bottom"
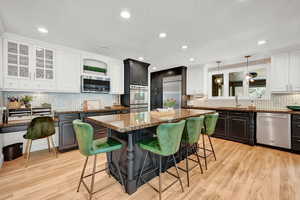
{"left": 208, "top": 63, "right": 270, "bottom": 100}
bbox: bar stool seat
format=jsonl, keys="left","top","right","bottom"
{"left": 179, "top": 116, "right": 204, "bottom": 187}
{"left": 137, "top": 120, "right": 186, "bottom": 200}
{"left": 73, "top": 120, "right": 125, "bottom": 200}
{"left": 200, "top": 113, "right": 219, "bottom": 170}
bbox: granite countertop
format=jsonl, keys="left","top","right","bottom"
{"left": 87, "top": 109, "right": 215, "bottom": 133}
{"left": 185, "top": 105, "right": 300, "bottom": 114}
{"left": 54, "top": 105, "right": 129, "bottom": 114}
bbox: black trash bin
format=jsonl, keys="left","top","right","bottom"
{"left": 3, "top": 143, "right": 23, "bottom": 161}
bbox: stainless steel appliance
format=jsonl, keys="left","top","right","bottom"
{"left": 81, "top": 75, "right": 110, "bottom": 93}
{"left": 129, "top": 85, "right": 149, "bottom": 112}
{"left": 163, "top": 75, "right": 182, "bottom": 109}
{"left": 257, "top": 113, "right": 291, "bottom": 149}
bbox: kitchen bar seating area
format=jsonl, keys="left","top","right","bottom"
{"left": 2, "top": 1, "right": 300, "bottom": 200}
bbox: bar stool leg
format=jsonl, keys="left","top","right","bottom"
{"left": 172, "top": 155, "right": 184, "bottom": 192}
{"left": 24, "top": 139, "right": 29, "bottom": 159}
{"left": 89, "top": 155, "right": 97, "bottom": 200}
{"left": 158, "top": 155, "right": 162, "bottom": 200}
{"left": 202, "top": 134, "right": 207, "bottom": 170}
{"left": 25, "top": 139, "right": 32, "bottom": 167}
{"left": 208, "top": 136, "right": 216, "bottom": 161}
{"left": 185, "top": 144, "right": 190, "bottom": 187}
{"left": 47, "top": 137, "right": 51, "bottom": 152}
{"left": 77, "top": 156, "right": 89, "bottom": 192}
{"left": 50, "top": 136, "right": 57, "bottom": 158}
{"left": 194, "top": 144, "right": 203, "bottom": 174}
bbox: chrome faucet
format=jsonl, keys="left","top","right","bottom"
{"left": 235, "top": 95, "right": 241, "bottom": 107}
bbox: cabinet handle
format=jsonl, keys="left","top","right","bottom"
{"left": 297, "top": 125, "right": 300, "bottom": 128}
{"left": 296, "top": 140, "right": 300, "bottom": 142}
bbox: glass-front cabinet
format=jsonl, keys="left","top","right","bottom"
{"left": 6, "top": 41, "right": 30, "bottom": 78}
{"left": 35, "top": 47, "right": 55, "bottom": 80}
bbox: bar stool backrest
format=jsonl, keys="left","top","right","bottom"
{"left": 25, "top": 116, "right": 55, "bottom": 140}
{"left": 184, "top": 116, "right": 205, "bottom": 144}
{"left": 156, "top": 120, "right": 186, "bottom": 156}
{"left": 73, "top": 120, "right": 94, "bottom": 156}
{"left": 204, "top": 113, "right": 219, "bottom": 136}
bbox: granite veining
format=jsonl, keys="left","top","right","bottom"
{"left": 87, "top": 109, "right": 215, "bottom": 133}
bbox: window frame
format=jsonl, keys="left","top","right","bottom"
{"left": 208, "top": 63, "right": 270, "bottom": 100}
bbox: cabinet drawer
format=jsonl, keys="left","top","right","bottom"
{"left": 229, "top": 111, "right": 249, "bottom": 117}
{"left": 292, "top": 115, "right": 300, "bottom": 122}
{"left": 59, "top": 113, "right": 80, "bottom": 122}
{"left": 292, "top": 138, "right": 300, "bottom": 151}
{"left": 292, "top": 122, "right": 300, "bottom": 137}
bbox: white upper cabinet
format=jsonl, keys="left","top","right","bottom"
{"left": 187, "top": 66, "right": 204, "bottom": 95}
{"left": 56, "top": 50, "right": 81, "bottom": 93}
{"left": 108, "top": 58, "right": 124, "bottom": 94}
{"left": 289, "top": 50, "right": 300, "bottom": 92}
{"left": 34, "top": 47, "right": 55, "bottom": 81}
{"left": 4, "top": 40, "right": 30, "bottom": 79}
{"left": 271, "top": 53, "right": 289, "bottom": 92}
{"left": 271, "top": 51, "right": 300, "bottom": 93}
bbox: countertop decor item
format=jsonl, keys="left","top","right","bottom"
{"left": 287, "top": 106, "right": 300, "bottom": 111}
{"left": 163, "top": 98, "right": 176, "bottom": 108}
{"left": 21, "top": 96, "right": 33, "bottom": 108}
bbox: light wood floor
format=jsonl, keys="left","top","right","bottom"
{"left": 1, "top": 138, "right": 300, "bottom": 200}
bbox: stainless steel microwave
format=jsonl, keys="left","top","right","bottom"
{"left": 81, "top": 75, "right": 110, "bottom": 93}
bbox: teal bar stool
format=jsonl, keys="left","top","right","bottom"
{"left": 137, "top": 120, "right": 186, "bottom": 200}
{"left": 23, "top": 116, "right": 57, "bottom": 166}
{"left": 201, "top": 113, "right": 219, "bottom": 170}
{"left": 179, "top": 116, "right": 204, "bottom": 187}
{"left": 73, "top": 120, "right": 125, "bottom": 200}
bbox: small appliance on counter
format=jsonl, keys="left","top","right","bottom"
{"left": 83, "top": 100, "right": 102, "bottom": 111}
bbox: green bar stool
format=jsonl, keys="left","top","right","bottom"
{"left": 73, "top": 120, "right": 125, "bottom": 200}
{"left": 137, "top": 120, "right": 186, "bottom": 200}
{"left": 179, "top": 116, "right": 204, "bottom": 187}
{"left": 201, "top": 113, "right": 219, "bottom": 170}
{"left": 23, "top": 116, "right": 57, "bottom": 166}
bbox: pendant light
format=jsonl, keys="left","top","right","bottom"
{"left": 245, "top": 55, "right": 252, "bottom": 81}
{"left": 214, "top": 61, "right": 223, "bottom": 85}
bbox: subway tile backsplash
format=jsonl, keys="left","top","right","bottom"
{"left": 188, "top": 94, "right": 300, "bottom": 109}
{"left": 3, "top": 92, "right": 120, "bottom": 112}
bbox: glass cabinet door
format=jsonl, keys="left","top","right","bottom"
{"left": 35, "top": 47, "right": 54, "bottom": 80}
{"left": 6, "top": 41, "right": 30, "bottom": 78}
{"left": 212, "top": 74, "right": 224, "bottom": 97}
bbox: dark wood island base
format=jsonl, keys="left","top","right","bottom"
{"left": 87, "top": 109, "right": 215, "bottom": 194}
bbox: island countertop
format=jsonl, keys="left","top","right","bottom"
{"left": 87, "top": 109, "right": 215, "bottom": 133}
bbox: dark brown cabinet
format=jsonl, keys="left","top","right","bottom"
{"left": 124, "top": 58, "right": 150, "bottom": 86}
{"left": 213, "top": 111, "right": 255, "bottom": 145}
{"left": 292, "top": 114, "right": 300, "bottom": 152}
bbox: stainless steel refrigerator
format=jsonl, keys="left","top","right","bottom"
{"left": 162, "top": 75, "right": 182, "bottom": 109}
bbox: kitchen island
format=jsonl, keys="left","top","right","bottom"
{"left": 87, "top": 109, "right": 214, "bottom": 194}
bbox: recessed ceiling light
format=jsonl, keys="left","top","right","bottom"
{"left": 37, "top": 27, "right": 48, "bottom": 34}
{"left": 152, "top": 67, "right": 157, "bottom": 70}
{"left": 120, "top": 10, "right": 131, "bottom": 19}
{"left": 159, "top": 32, "right": 167, "bottom": 38}
{"left": 181, "top": 45, "right": 188, "bottom": 50}
{"left": 138, "top": 57, "right": 144, "bottom": 61}
{"left": 257, "top": 40, "right": 267, "bottom": 45}
{"left": 189, "top": 58, "right": 195, "bottom": 62}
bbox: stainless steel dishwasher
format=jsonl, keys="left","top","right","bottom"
{"left": 256, "top": 112, "right": 291, "bottom": 149}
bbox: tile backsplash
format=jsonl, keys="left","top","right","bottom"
{"left": 188, "top": 94, "right": 300, "bottom": 109}
{"left": 3, "top": 92, "right": 120, "bottom": 111}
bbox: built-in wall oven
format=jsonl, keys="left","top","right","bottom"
{"left": 81, "top": 75, "right": 110, "bottom": 93}
{"left": 130, "top": 85, "right": 149, "bottom": 112}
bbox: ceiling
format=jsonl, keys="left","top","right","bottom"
{"left": 0, "top": 0, "right": 300, "bottom": 70}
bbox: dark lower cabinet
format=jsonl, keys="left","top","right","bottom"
{"left": 58, "top": 109, "right": 130, "bottom": 152}
{"left": 58, "top": 113, "right": 80, "bottom": 152}
{"left": 213, "top": 110, "right": 255, "bottom": 145}
{"left": 292, "top": 114, "right": 300, "bottom": 152}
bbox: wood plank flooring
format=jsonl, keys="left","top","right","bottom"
{"left": 1, "top": 138, "right": 300, "bottom": 200}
